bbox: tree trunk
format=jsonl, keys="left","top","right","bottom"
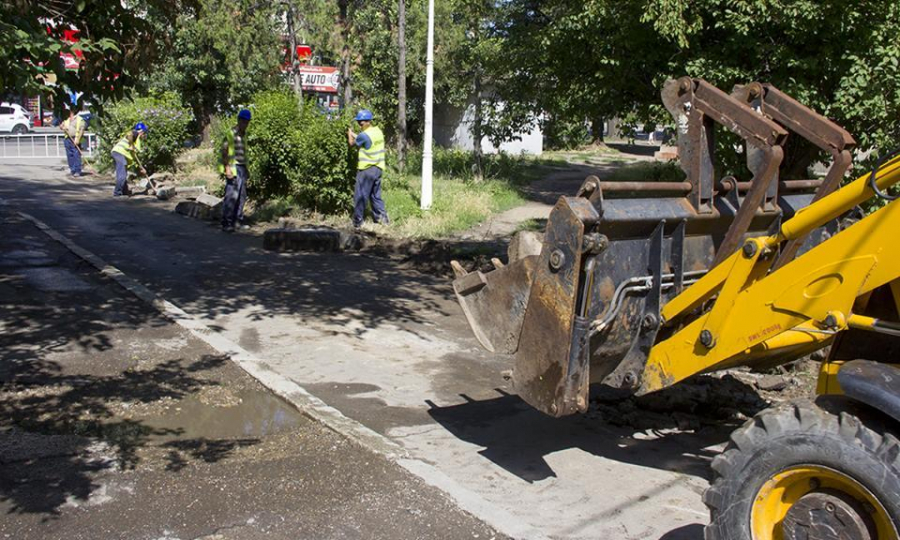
{"left": 590, "top": 116, "right": 605, "bottom": 144}
{"left": 472, "top": 71, "right": 484, "bottom": 182}
{"left": 338, "top": 0, "right": 352, "bottom": 107}
{"left": 286, "top": 3, "right": 303, "bottom": 109}
{"left": 607, "top": 117, "right": 623, "bottom": 141}
{"left": 396, "top": 0, "right": 407, "bottom": 172}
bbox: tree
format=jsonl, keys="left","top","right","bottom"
{"left": 146, "top": 0, "right": 285, "bottom": 134}
{"left": 1, "top": 0, "right": 184, "bottom": 111}
{"left": 642, "top": 0, "right": 900, "bottom": 175}
{"left": 494, "top": 0, "right": 900, "bottom": 174}
{"left": 338, "top": 0, "right": 354, "bottom": 106}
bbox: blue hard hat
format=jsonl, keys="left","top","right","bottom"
{"left": 238, "top": 109, "right": 252, "bottom": 121}
{"left": 134, "top": 122, "right": 148, "bottom": 132}
{"left": 354, "top": 109, "right": 374, "bottom": 122}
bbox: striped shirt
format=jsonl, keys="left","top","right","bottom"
{"left": 233, "top": 128, "right": 246, "bottom": 165}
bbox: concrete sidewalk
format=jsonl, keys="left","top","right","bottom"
{"left": 0, "top": 204, "right": 503, "bottom": 540}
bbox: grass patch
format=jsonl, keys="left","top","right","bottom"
{"left": 605, "top": 161, "right": 686, "bottom": 183}
{"left": 173, "top": 146, "right": 551, "bottom": 239}
{"left": 378, "top": 173, "right": 525, "bottom": 238}
{"left": 174, "top": 147, "right": 221, "bottom": 193}
{"left": 252, "top": 198, "right": 296, "bottom": 223}
{"left": 515, "top": 218, "right": 547, "bottom": 233}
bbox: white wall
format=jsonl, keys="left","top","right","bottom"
{"left": 434, "top": 99, "right": 542, "bottom": 156}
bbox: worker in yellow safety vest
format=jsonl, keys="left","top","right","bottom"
{"left": 60, "top": 106, "right": 87, "bottom": 177}
{"left": 347, "top": 109, "right": 389, "bottom": 229}
{"left": 110, "top": 122, "right": 148, "bottom": 197}
{"left": 219, "top": 108, "right": 252, "bottom": 232}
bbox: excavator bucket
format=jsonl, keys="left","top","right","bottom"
{"left": 451, "top": 78, "right": 853, "bottom": 417}
{"left": 451, "top": 254, "right": 537, "bottom": 354}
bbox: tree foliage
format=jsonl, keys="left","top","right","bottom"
{"left": 642, "top": 0, "right": 900, "bottom": 172}
{"left": 230, "top": 88, "right": 356, "bottom": 213}
{"left": 1, "top": 0, "right": 184, "bottom": 111}
{"left": 491, "top": 0, "right": 900, "bottom": 170}
{"left": 96, "top": 92, "right": 193, "bottom": 172}
{"left": 147, "top": 0, "right": 285, "bottom": 131}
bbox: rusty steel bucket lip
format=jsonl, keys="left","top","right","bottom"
{"left": 452, "top": 255, "right": 538, "bottom": 355}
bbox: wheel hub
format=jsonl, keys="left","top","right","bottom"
{"left": 783, "top": 489, "right": 877, "bottom": 540}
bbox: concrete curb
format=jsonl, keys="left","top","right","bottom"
{"left": 15, "top": 209, "right": 550, "bottom": 540}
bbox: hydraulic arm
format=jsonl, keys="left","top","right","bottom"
{"left": 450, "top": 78, "right": 900, "bottom": 418}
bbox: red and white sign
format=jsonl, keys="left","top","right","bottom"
{"left": 296, "top": 45, "right": 312, "bottom": 62}
{"left": 299, "top": 66, "right": 340, "bottom": 94}
{"left": 60, "top": 29, "right": 83, "bottom": 70}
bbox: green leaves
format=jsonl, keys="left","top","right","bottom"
{"left": 1, "top": 0, "right": 185, "bottom": 111}
{"left": 146, "top": 0, "right": 284, "bottom": 130}
{"left": 95, "top": 92, "right": 194, "bottom": 173}
{"left": 236, "top": 88, "right": 356, "bottom": 213}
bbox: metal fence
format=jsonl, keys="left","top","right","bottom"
{"left": 0, "top": 133, "right": 100, "bottom": 159}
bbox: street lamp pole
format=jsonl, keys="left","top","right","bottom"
{"left": 420, "top": 0, "right": 435, "bottom": 210}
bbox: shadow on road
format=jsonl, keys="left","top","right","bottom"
{"left": 0, "top": 169, "right": 454, "bottom": 340}
{"left": 0, "top": 209, "right": 265, "bottom": 517}
{"left": 426, "top": 374, "right": 768, "bottom": 483}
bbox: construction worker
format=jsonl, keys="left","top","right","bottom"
{"left": 110, "top": 123, "right": 148, "bottom": 197}
{"left": 219, "top": 109, "right": 251, "bottom": 232}
{"left": 347, "top": 109, "right": 389, "bottom": 229}
{"left": 60, "top": 106, "right": 86, "bottom": 177}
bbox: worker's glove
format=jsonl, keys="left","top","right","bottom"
{"left": 140, "top": 168, "right": 148, "bottom": 177}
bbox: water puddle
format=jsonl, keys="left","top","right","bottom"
{"left": 17, "top": 267, "right": 93, "bottom": 292}
{"left": 143, "top": 388, "right": 303, "bottom": 440}
{"left": 0, "top": 249, "right": 55, "bottom": 267}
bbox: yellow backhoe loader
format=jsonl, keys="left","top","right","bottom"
{"left": 451, "top": 77, "right": 900, "bottom": 539}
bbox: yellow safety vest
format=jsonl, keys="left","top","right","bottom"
{"left": 62, "top": 116, "right": 86, "bottom": 144}
{"left": 111, "top": 131, "right": 142, "bottom": 166}
{"left": 357, "top": 126, "right": 385, "bottom": 170}
{"left": 218, "top": 127, "right": 237, "bottom": 176}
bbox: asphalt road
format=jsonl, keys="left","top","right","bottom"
{"left": 0, "top": 185, "right": 505, "bottom": 540}
{"left": 0, "top": 159, "right": 753, "bottom": 539}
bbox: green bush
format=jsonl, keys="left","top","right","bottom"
{"left": 543, "top": 116, "right": 591, "bottom": 150}
{"left": 293, "top": 105, "right": 357, "bottom": 213}
{"left": 96, "top": 92, "right": 192, "bottom": 173}
{"left": 223, "top": 88, "right": 356, "bottom": 214}
{"left": 242, "top": 89, "right": 303, "bottom": 201}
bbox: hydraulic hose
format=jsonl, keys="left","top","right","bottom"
{"left": 868, "top": 147, "right": 900, "bottom": 201}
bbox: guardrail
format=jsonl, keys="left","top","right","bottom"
{"left": 0, "top": 133, "right": 100, "bottom": 159}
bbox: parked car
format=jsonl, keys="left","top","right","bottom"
{"left": 0, "top": 102, "right": 32, "bottom": 134}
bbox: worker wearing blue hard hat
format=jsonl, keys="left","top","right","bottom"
{"left": 347, "top": 109, "right": 389, "bottom": 229}
{"left": 219, "top": 108, "right": 252, "bottom": 232}
{"left": 110, "top": 122, "right": 149, "bottom": 197}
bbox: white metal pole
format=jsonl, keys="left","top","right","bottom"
{"left": 420, "top": 0, "right": 435, "bottom": 210}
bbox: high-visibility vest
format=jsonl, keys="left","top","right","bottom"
{"left": 218, "top": 127, "right": 237, "bottom": 176}
{"left": 111, "top": 131, "right": 142, "bottom": 166}
{"left": 357, "top": 126, "right": 385, "bottom": 170}
{"left": 62, "top": 115, "right": 86, "bottom": 144}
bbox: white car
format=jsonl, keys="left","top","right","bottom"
{"left": 0, "top": 103, "right": 32, "bottom": 134}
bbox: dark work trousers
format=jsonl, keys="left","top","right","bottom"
{"left": 353, "top": 166, "right": 388, "bottom": 227}
{"left": 222, "top": 164, "right": 249, "bottom": 228}
{"left": 64, "top": 138, "right": 83, "bottom": 175}
{"left": 112, "top": 151, "right": 129, "bottom": 196}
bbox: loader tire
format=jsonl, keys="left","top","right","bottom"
{"left": 704, "top": 400, "right": 900, "bottom": 540}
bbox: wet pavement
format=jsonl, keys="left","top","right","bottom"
{"left": 0, "top": 202, "right": 503, "bottom": 540}
{"left": 0, "top": 159, "right": 733, "bottom": 539}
